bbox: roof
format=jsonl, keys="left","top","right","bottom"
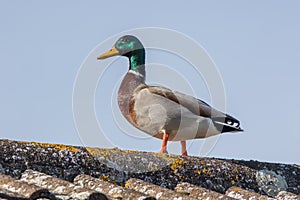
{"left": 0, "top": 139, "right": 299, "bottom": 200}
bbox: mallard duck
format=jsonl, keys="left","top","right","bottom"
{"left": 97, "top": 35, "right": 243, "bottom": 156}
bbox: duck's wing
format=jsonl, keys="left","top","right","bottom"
{"left": 147, "top": 86, "right": 243, "bottom": 133}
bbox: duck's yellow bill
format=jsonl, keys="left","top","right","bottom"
{"left": 97, "top": 46, "right": 120, "bottom": 59}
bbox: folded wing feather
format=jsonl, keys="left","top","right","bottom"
{"left": 147, "top": 86, "right": 242, "bottom": 133}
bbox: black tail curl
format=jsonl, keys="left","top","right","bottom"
{"left": 212, "top": 114, "right": 243, "bottom": 133}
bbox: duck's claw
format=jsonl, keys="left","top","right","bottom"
{"left": 159, "top": 148, "right": 168, "bottom": 154}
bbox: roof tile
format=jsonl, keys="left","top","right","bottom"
{"left": 0, "top": 139, "right": 299, "bottom": 200}
{"left": 275, "top": 191, "right": 300, "bottom": 200}
{"left": 74, "top": 174, "right": 155, "bottom": 200}
{"left": 20, "top": 169, "right": 107, "bottom": 200}
{"left": 175, "top": 182, "right": 234, "bottom": 199}
{"left": 0, "top": 173, "right": 55, "bottom": 199}
{"left": 226, "top": 186, "right": 275, "bottom": 200}
{"left": 126, "top": 178, "right": 195, "bottom": 200}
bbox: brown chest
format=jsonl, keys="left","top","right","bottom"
{"left": 117, "top": 72, "right": 145, "bottom": 124}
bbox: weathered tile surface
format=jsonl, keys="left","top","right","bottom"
{"left": 0, "top": 173, "right": 55, "bottom": 200}
{"left": 175, "top": 182, "right": 234, "bottom": 199}
{"left": 0, "top": 139, "right": 299, "bottom": 200}
{"left": 21, "top": 169, "right": 107, "bottom": 200}
{"left": 126, "top": 178, "right": 195, "bottom": 200}
{"left": 226, "top": 186, "right": 275, "bottom": 200}
{"left": 74, "top": 174, "right": 155, "bottom": 200}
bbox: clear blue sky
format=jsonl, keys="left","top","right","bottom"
{"left": 0, "top": 1, "right": 299, "bottom": 164}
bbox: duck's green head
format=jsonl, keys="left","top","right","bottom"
{"left": 97, "top": 35, "right": 145, "bottom": 60}
{"left": 98, "top": 35, "right": 146, "bottom": 74}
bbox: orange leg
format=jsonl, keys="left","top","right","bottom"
{"left": 159, "top": 131, "right": 169, "bottom": 154}
{"left": 180, "top": 141, "right": 188, "bottom": 156}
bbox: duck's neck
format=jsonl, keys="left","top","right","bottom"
{"left": 129, "top": 50, "right": 145, "bottom": 79}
